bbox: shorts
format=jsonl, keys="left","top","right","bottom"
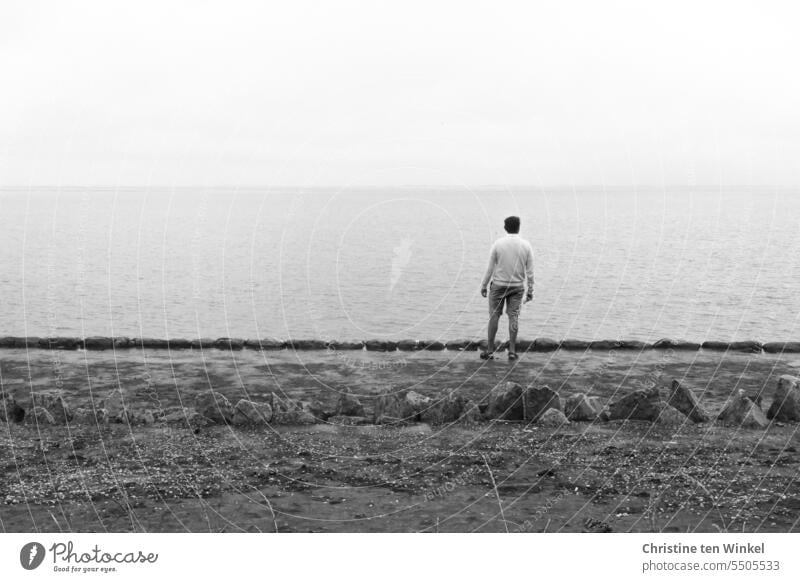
{"left": 489, "top": 283, "right": 524, "bottom": 320}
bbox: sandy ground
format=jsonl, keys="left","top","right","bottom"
{"left": 1, "top": 347, "right": 799, "bottom": 532}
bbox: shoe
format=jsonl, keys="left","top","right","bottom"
{"left": 479, "top": 351, "right": 495, "bottom": 360}
{"left": 508, "top": 352, "right": 518, "bottom": 361}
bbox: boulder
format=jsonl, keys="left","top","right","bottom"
{"left": 99, "top": 389, "right": 130, "bottom": 423}
{"left": 244, "top": 338, "right": 285, "bottom": 350}
{"left": 71, "top": 407, "right": 107, "bottom": 425}
{"left": 287, "top": 339, "right": 327, "bottom": 350}
{"left": 166, "top": 338, "right": 192, "bottom": 349}
{"left": 136, "top": 338, "right": 170, "bottom": 349}
{"left": 364, "top": 340, "right": 398, "bottom": 352}
{"left": 232, "top": 400, "right": 273, "bottom": 426}
{"left": 214, "top": 338, "right": 245, "bottom": 350}
{"left": 335, "top": 392, "right": 365, "bottom": 417}
{"left": 701, "top": 340, "right": 763, "bottom": 353}
{"left": 11, "top": 337, "right": 42, "bottom": 348}
{"left": 24, "top": 406, "right": 55, "bottom": 426}
{"left": 164, "top": 407, "right": 211, "bottom": 429}
{"left": 373, "top": 388, "right": 430, "bottom": 422}
{"left": 397, "top": 340, "right": 419, "bottom": 351}
{"left": 0, "top": 336, "right": 16, "bottom": 348}
{"left": 717, "top": 390, "right": 768, "bottom": 429}
{"left": 589, "top": 340, "right": 623, "bottom": 350}
{"left": 484, "top": 381, "right": 525, "bottom": 420}
{"left": 193, "top": 390, "right": 234, "bottom": 424}
{"left": 0, "top": 393, "right": 25, "bottom": 423}
{"left": 665, "top": 380, "right": 710, "bottom": 423}
{"left": 618, "top": 340, "right": 652, "bottom": 350}
{"left": 302, "top": 398, "right": 331, "bottom": 420}
{"left": 605, "top": 387, "right": 664, "bottom": 422}
{"left": 83, "top": 336, "right": 114, "bottom": 350}
{"left": 191, "top": 338, "right": 217, "bottom": 349}
{"left": 404, "top": 390, "right": 433, "bottom": 420}
{"left": 31, "top": 392, "right": 72, "bottom": 424}
{"left": 113, "top": 337, "right": 133, "bottom": 349}
{"left": 38, "top": 337, "right": 81, "bottom": 350}
{"left": 651, "top": 338, "right": 701, "bottom": 351}
{"left": 460, "top": 399, "right": 483, "bottom": 422}
{"left": 655, "top": 405, "right": 689, "bottom": 426}
{"left": 420, "top": 393, "right": 466, "bottom": 424}
{"left": 763, "top": 342, "right": 800, "bottom": 354}
{"left": 537, "top": 408, "right": 569, "bottom": 427}
{"left": 420, "top": 340, "right": 445, "bottom": 351}
{"left": 444, "top": 339, "right": 471, "bottom": 351}
{"left": 767, "top": 375, "right": 800, "bottom": 422}
{"left": 564, "top": 393, "right": 601, "bottom": 421}
{"left": 272, "top": 409, "right": 317, "bottom": 425}
{"left": 560, "top": 339, "right": 590, "bottom": 351}
{"left": 325, "top": 340, "right": 363, "bottom": 350}
{"left": 523, "top": 385, "right": 563, "bottom": 422}
{"left": 532, "top": 338, "right": 560, "bottom": 352}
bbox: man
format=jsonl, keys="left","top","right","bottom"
{"left": 479, "top": 216, "right": 534, "bottom": 360}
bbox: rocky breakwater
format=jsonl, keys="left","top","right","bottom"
{"left": 2, "top": 374, "right": 799, "bottom": 433}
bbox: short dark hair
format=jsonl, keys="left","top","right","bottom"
{"left": 504, "top": 216, "right": 520, "bottom": 233}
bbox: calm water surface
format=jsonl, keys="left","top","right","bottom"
{"left": 1, "top": 187, "right": 798, "bottom": 342}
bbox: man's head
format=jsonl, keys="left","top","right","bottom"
{"left": 504, "top": 216, "right": 521, "bottom": 234}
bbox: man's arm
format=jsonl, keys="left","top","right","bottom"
{"left": 525, "top": 243, "right": 534, "bottom": 301}
{"left": 480, "top": 244, "right": 497, "bottom": 295}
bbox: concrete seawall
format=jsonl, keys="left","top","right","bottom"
{"left": 1, "top": 336, "right": 800, "bottom": 353}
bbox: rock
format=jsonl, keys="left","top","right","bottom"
{"left": 272, "top": 409, "right": 317, "bottom": 425}
{"left": 420, "top": 393, "right": 466, "bottom": 424}
{"left": 655, "top": 405, "right": 689, "bottom": 426}
{"left": 564, "top": 393, "right": 601, "bottom": 421}
{"left": 0, "top": 336, "right": 16, "bottom": 348}
{"left": 139, "top": 410, "right": 156, "bottom": 425}
{"left": 267, "top": 393, "right": 300, "bottom": 414}
{"left": 232, "top": 400, "right": 274, "bottom": 426}
{"left": 532, "top": 338, "right": 560, "bottom": 352}
{"left": 372, "top": 388, "right": 426, "bottom": 422}
{"left": 537, "top": 408, "right": 569, "bottom": 427}
{"left": 767, "top": 375, "right": 800, "bottom": 422}
{"left": 166, "top": 338, "right": 192, "bottom": 349}
{"left": 136, "top": 338, "right": 169, "bottom": 349}
{"left": 191, "top": 338, "right": 217, "bottom": 349}
{"left": 244, "top": 338, "right": 286, "bottom": 350}
{"left": 214, "top": 338, "right": 245, "bottom": 350}
{"left": 589, "top": 340, "right": 623, "bottom": 350}
{"left": 618, "top": 340, "right": 652, "bottom": 350}
{"left": 420, "top": 340, "right": 445, "bottom": 351}
{"left": 83, "top": 336, "right": 114, "bottom": 350}
{"left": 335, "top": 392, "right": 365, "bottom": 416}
{"left": 763, "top": 342, "right": 800, "bottom": 354}
{"left": 460, "top": 399, "right": 483, "bottom": 422}
{"left": 99, "top": 389, "right": 130, "bottom": 423}
{"left": 444, "top": 339, "right": 471, "bottom": 351}
{"left": 651, "top": 338, "right": 701, "bottom": 350}
{"left": 10, "top": 337, "right": 42, "bottom": 348}
{"left": 560, "top": 339, "right": 590, "bottom": 351}
{"left": 164, "top": 407, "right": 211, "bottom": 428}
{"left": 38, "top": 337, "right": 81, "bottom": 350}
{"left": 717, "top": 390, "right": 768, "bottom": 429}
{"left": 31, "top": 392, "right": 72, "bottom": 424}
{"left": 364, "top": 340, "right": 398, "bottom": 352}
{"left": 71, "top": 407, "right": 107, "bottom": 425}
{"left": 605, "top": 387, "right": 664, "bottom": 422}
{"left": 397, "top": 340, "right": 419, "bottom": 351}
{"left": 325, "top": 340, "right": 363, "bottom": 350}
{"left": 665, "top": 380, "right": 710, "bottom": 423}
{"left": 193, "top": 390, "right": 234, "bottom": 424}
{"left": 484, "top": 381, "right": 525, "bottom": 420}
{"left": 327, "top": 415, "right": 371, "bottom": 426}
{"left": 523, "top": 385, "right": 563, "bottom": 421}
{"left": 24, "top": 406, "right": 55, "bottom": 426}
{"left": 287, "top": 339, "right": 327, "bottom": 350}
{"left": 0, "top": 393, "right": 25, "bottom": 423}
{"left": 701, "top": 340, "right": 763, "bottom": 353}
{"left": 113, "top": 337, "right": 132, "bottom": 349}
{"left": 302, "top": 398, "right": 331, "bottom": 420}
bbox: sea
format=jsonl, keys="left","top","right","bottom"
{"left": 1, "top": 186, "right": 798, "bottom": 342}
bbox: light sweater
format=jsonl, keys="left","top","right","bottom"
{"left": 480, "top": 233, "right": 534, "bottom": 289}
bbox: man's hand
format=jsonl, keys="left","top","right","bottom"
{"left": 481, "top": 287, "right": 488, "bottom": 298}
{"left": 524, "top": 288, "right": 534, "bottom": 303}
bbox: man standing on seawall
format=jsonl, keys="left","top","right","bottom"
{"left": 479, "top": 216, "right": 534, "bottom": 361}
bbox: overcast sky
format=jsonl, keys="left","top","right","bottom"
{"left": 2, "top": 0, "right": 799, "bottom": 188}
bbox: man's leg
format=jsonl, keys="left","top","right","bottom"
{"left": 487, "top": 312, "right": 500, "bottom": 353}
{"left": 506, "top": 288, "right": 523, "bottom": 356}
